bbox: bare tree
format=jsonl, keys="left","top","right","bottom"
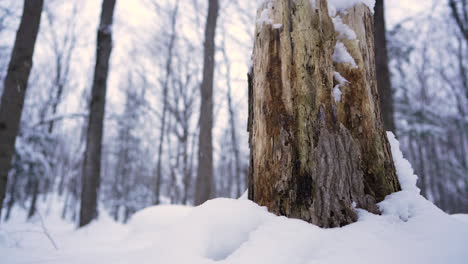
{"left": 448, "top": 0, "right": 467, "bottom": 42}
{"left": 79, "top": 0, "right": 116, "bottom": 227}
{"left": 385, "top": 1, "right": 468, "bottom": 213}
{"left": 153, "top": 0, "right": 179, "bottom": 205}
{"left": 20, "top": 1, "right": 83, "bottom": 220}
{"left": 0, "top": 0, "right": 44, "bottom": 219}
{"left": 109, "top": 73, "right": 147, "bottom": 222}
{"left": 43, "top": 1, "right": 80, "bottom": 134}
{"left": 222, "top": 36, "right": 242, "bottom": 197}
{"left": 195, "top": 0, "right": 219, "bottom": 205}
{"left": 374, "top": 0, "right": 395, "bottom": 133}
{"left": 166, "top": 52, "right": 198, "bottom": 204}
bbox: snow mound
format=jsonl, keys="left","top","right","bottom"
{"left": 2, "top": 195, "right": 468, "bottom": 264}
{"left": 452, "top": 214, "right": 468, "bottom": 223}
{"left": 177, "top": 199, "right": 272, "bottom": 261}
{"left": 128, "top": 204, "right": 192, "bottom": 233}
{"left": 2, "top": 136, "right": 468, "bottom": 263}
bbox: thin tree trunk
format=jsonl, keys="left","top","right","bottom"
{"left": 61, "top": 189, "right": 70, "bottom": 219}
{"left": 195, "top": 0, "right": 219, "bottom": 205}
{"left": 184, "top": 131, "right": 197, "bottom": 204}
{"left": 27, "top": 178, "right": 39, "bottom": 219}
{"left": 181, "top": 129, "right": 190, "bottom": 204}
{"left": 166, "top": 117, "right": 177, "bottom": 203}
{"left": 248, "top": 0, "right": 400, "bottom": 228}
{"left": 4, "top": 171, "right": 17, "bottom": 221}
{"left": 48, "top": 82, "right": 64, "bottom": 133}
{"left": 448, "top": 0, "right": 468, "bottom": 42}
{"left": 374, "top": 0, "right": 396, "bottom": 133}
{"left": 417, "top": 135, "right": 428, "bottom": 197}
{"left": 154, "top": 1, "right": 178, "bottom": 205}
{"left": 44, "top": 2, "right": 78, "bottom": 133}
{"left": 221, "top": 39, "right": 242, "bottom": 198}
{"left": 0, "top": 0, "right": 44, "bottom": 219}
{"left": 79, "top": 0, "right": 116, "bottom": 227}
{"left": 429, "top": 135, "right": 443, "bottom": 208}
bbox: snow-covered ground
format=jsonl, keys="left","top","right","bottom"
{"left": 1, "top": 195, "right": 467, "bottom": 264}
{"left": 1, "top": 133, "right": 468, "bottom": 264}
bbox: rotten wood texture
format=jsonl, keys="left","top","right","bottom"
{"left": 248, "top": 0, "right": 400, "bottom": 228}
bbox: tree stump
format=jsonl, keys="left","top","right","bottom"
{"left": 248, "top": 0, "right": 400, "bottom": 228}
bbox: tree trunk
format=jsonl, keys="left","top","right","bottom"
{"left": 183, "top": 131, "right": 197, "bottom": 204}
{"left": 4, "top": 171, "right": 18, "bottom": 221}
{"left": 222, "top": 42, "right": 242, "bottom": 198}
{"left": 181, "top": 129, "right": 190, "bottom": 204}
{"left": 154, "top": 1, "right": 178, "bottom": 205}
{"left": 27, "top": 178, "right": 39, "bottom": 219}
{"left": 79, "top": 0, "right": 116, "bottom": 227}
{"left": 374, "top": 0, "right": 395, "bottom": 133}
{"left": 0, "top": 0, "right": 44, "bottom": 219}
{"left": 448, "top": 0, "right": 468, "bottom": 42}
{"left": 195, "top": 0, "right": 219, "bottom": 205}
{"left": 417, "top": 135, "right": 428, "bottom": 198}
{"left": 248, "top": 0, "right": 400, "bottom": 228}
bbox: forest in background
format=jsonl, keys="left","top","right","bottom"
{"left": 0, "top": 0, "right": 466, "bottom": 226}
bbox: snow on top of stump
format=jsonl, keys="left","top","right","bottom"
{"left": 256, "top": 0, "right": 375, "bottom": 28}
{"left": 256, "top": 0, "right": 274, "bottom": 26}
{"left": 328, "top": 0, "right": 375, "bottom": 13}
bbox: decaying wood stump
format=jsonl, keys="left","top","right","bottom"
{"left": 248, "top": 0, "right": 400, "bottom": 228}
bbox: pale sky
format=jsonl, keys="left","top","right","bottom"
{"left": 386, "top": 1, "right": 433, "bottom": 27}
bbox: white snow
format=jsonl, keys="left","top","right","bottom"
{"left": 333, "top": 70, "right": 347, "bottom": 85}
{"left": 258, "top": 0, "right": 374, "bottom": 31}
{"left": 333, "top": 71, "right": 347, "bottom": 103}
{"left": 273, "top": 23, "right": 282, "bottom": 29}
{"left": 128, "top": 205, "right": 192, "bottom": 232}
{"left": 256, "top": 1, "right": 273, "bottom": 26}
{"left": 332, "top": 16, "right": 357, "bottom": 40}
{"left": 2, "top": 136, "right": 468, "bottom": 264}
{"left": 328, "top": 0, "right": 375, "bottom": 13}
{"left": 333, "top": 86, "right": 342, "bottom": 102}
{"left": 329, "top": 0, "right": 359, "bottom": 102}
{"left": 387, "top": 132, "right": 420, "bottom": 194}
{"left": 332, "top": 41, "right": 357, "bottom": 68}
{"left": 239, "top": 190, "right": 248, "bottom": 199}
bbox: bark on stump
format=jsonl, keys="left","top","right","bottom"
{"left": 248, "top": 0, "right": 400, "bottom": 228}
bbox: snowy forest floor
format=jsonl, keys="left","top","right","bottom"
{"left": 1, "top": 194, "right": 468, "bottom": 264}
{"left": 1, "top": 134, "right": 468, "bottom": 264}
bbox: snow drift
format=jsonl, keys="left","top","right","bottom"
{"left": 1, "top": 133, "right": 467, "bottom": 264}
